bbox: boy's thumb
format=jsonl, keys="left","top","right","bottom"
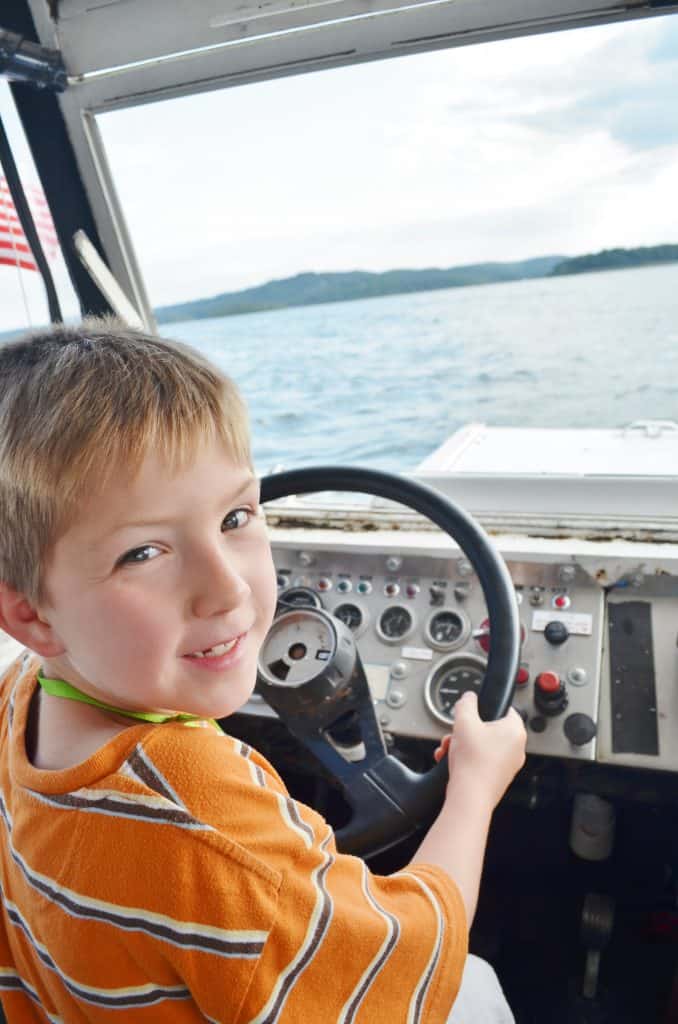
{"left": 454, "top": 690, "right": 478, "bottom": 719}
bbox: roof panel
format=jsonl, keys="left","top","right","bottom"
{"left": 33, "top": 0, "right": 678, "bottom": 99}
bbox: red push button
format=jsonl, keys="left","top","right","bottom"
{"left": 477, "top": 618, "right": 526, "bottom": 654}
{"left": 516, "top": 666, "right": 530, "bottom": 686}
{"left": 536, "top": 671, "right": 561, "bottom": 694}
{"left": 553, "top": 594, "right": 570, "bottom": 610}
{"left": 477, "top": 617, "right": 491, "bottom": 653}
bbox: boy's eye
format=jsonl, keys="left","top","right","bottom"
{"left": 117, "top": 544, "right": 161, "bottom": 567}
{"left": 222, "top": 507, "right": 254, "bottom": 531}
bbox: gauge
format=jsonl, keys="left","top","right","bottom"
{"left": 333, "top": 602, "right": 364, "bottom": 632}
{"left": 258, "top": 609, "right": 336, "bottom": 687}
{"left": 425, "top": 609, "right": 470, "bottom": 651}
{"left": 424, "top": 654, "right": 487, "bottom": 724}
{"left": 377, "top": 605, "right": 414, "bottom": 643}
{"left": 278, "top": 585, "right": 322, "bottom": 609}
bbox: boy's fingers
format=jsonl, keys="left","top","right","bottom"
{"left": 433, "top": 733, "right": 452, "bottom": 762}
{"left": 507, "top": 706, "right": 527, "bottom": 729}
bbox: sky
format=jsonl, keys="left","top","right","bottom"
{"left": 0, "top": 12, "right": 677, "bottom": 327}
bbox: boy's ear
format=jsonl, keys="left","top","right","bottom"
{"left": 0, "top": 583, "right": 65, "bottom": 657}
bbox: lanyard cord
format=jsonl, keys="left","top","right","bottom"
{"left": 37, "top": 671, "right": 219, "bottom": 728}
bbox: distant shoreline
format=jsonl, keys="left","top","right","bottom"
{"left": 2, "top": 245, "right": 676, "bottom": 343}
{"left": 155, "top": 244, "right": 678, "bottom": 325}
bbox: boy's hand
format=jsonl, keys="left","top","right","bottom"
{"left": 434, "top": 691, "right": 526, "bottom": 813}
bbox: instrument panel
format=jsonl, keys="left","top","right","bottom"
{"left": 245, "top": 542, "right": 607, "bottom": 763}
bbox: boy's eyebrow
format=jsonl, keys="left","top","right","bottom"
{"left": 100, "top": 474, "right": 259, "bottom": 537}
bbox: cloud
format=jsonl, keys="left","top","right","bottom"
{"left": 650, "top": 14, "right": 678, "bottom": 60}
{"left": 91, "top": 15, "right": 678, "bottom": 304}
{"left": 500, "top": 18, "right": 678, "bottom": 150}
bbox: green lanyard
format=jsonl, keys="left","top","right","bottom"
{"left": 37, "top": 671, "right": 221, "bottom": 730}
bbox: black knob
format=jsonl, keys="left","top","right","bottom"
{"left": 513, "top": 706, "right": 529, "bottom": 726}
{"left": 544, "top": 620, "right": 569, "bottom": 645}
{"left": 429, "top": 585, "right": 445, "bottom": 606}
{"left": 564, "top": 713, "right": 597, "bottom": 747}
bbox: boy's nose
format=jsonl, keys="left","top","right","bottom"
{"left": 190, "top": 547, "right": 251, "bottom": 619}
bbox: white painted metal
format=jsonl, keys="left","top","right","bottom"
{"left": 415, "top": 422, "right": 678, "bottom": 525}
{"left": 44, "top": 0, "right": 677, "bottom": 97}
{"left": 73, "top": 229, "right": 145, "bottom": 328}
{"left": 54, "top": 103, "right": 156, "bottom": 331}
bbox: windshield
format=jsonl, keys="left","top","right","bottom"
{"left": 20, "top": 17, "right": 678, "bottom": 473}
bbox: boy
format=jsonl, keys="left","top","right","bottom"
{"left": 0, "top": 322, "right": 526, "bottom": 1023}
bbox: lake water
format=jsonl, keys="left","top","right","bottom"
{"left": 170, "top": 263, "right": 678, "bottom": 475}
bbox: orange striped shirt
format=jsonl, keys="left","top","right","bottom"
{"left": 0, "top": 654, "right": 467, "bottom": 1022}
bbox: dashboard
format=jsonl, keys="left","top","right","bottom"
{"left": 242, "top": 526, "right": 678, "bottom": 775}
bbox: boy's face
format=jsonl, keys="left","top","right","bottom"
{"left": 37, "top": 437, "right": 277, "bottom": 720}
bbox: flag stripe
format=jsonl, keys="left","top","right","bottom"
{"left": 0, "top": 176, "right": 58, "bottom": 271}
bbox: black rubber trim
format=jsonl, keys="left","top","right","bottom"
{"left": 608, "top": 601, "right": 659, "bottom": 756}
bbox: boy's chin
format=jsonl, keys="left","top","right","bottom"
{"left": 191, "top": 679, "right": 258, "bottom": 722}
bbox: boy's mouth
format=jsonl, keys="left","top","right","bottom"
{"left": 186, "top": 636, "right": 241, "bottom": 659}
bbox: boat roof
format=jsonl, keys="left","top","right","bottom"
{"left": 32, "top": 0, "right": 678, "bottom": 111}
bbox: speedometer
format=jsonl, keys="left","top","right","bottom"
{"left": 424, "top": 654, "right": 487, "bottom": 724}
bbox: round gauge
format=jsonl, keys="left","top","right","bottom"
{"left": 258, "top": 609, "right": 336, "bottom": 687}
{"left": 377, "top": 605, "right": 414, "bottom": 643}
{"left": 425, "top": 654, "right": 487, "bottom": 724}
{"left": 278, "top": 585, "right": 322, "bottom": 610}
{"left": 333, "top": 602, "right": 364, "bottom": 633}
{"left": 425, "top": 609, "right": 470, "bottom": 651}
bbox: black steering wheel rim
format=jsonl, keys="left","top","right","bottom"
{"left": 260, "top": 466, "right": 520, "bottom": 855}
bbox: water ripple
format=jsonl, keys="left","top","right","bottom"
{"left": 172, "top": 264, "right": 678, "bottom": 473}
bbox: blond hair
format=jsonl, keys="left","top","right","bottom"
{"left": 0, "top": 319, "right": 251, "bottom": 601}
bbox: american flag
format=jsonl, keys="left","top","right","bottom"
{"left": 0, "top": 176, "right": 58, "bottom": 272}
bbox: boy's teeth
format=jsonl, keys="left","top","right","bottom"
{"left": 191, "top": 638, "right": 238, "bottom": 658}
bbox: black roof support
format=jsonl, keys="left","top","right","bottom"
{"left": 0, "top": 111, "right": 62, "bottom": 322}
{"left": 3, "top": 0, "right": 113, "bottom": 318}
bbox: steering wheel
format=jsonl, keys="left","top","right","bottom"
{"left": 259, "top": 467, "right": 520, "bottom": 858}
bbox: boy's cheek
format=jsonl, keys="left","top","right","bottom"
{"left": 264, "top": 562, "right": 278, "bottom": 620}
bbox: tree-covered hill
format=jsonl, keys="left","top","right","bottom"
{"left": 551, "top": 244, "right": 678, "bottom": 276}
{"left": 154, "top": 256, "right": 563, "bottom": 324}
{"left": 155, "top": 245, "right": 678, "bottom": 325}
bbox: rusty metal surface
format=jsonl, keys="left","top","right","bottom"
{"left": 263, "top": 501, "right": 678, "bottom": 544}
